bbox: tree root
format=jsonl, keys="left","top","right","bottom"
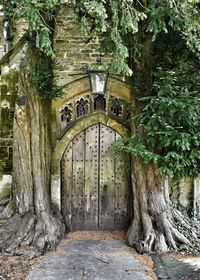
{"left": 126, "top": 160, "right": 200, "bottom": 254}
{"left": 0, "top": 210, "right": 65, "bottom": 257}
{"left": 126, "top": 203, "right": 200, "bottom": 254}
{"left": 0, "top": 199, "right": 14, "bottom": 220}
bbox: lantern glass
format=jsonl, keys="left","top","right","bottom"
{"left": 89, "top": 70, "right": 108, "bottom": 95}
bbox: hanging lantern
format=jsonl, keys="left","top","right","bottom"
{"left": 88, "top": 57, "right": 108, "bottom": 95}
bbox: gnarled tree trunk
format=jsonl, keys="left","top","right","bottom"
{"left": 124, "top": 32, "right": 191, "bottom": 254}
{"left": 126, "top": 158, "right": 191, "bottom": 253}
{"left": 0, "top": 43, "right": 65, "bottom": 255}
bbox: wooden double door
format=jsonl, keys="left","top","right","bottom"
{"left": 61, "top": 123, "right": 132, "bottom": 231}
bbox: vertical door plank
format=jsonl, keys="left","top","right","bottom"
{"left": 71, "top": 131, "right": 85, "bottom": 230}
{"left": 114, "top": 133, "right": 132, "bottom": 230}
{"left": 99, "top": 124, "right": 115, "bottom": 230}
{"left": 84, "top": 124, "right": 99, "bottom": 230}
{"left": 61, "top": 142, "right": 73, "bottom": 230}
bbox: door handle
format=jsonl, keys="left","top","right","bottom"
{"left": 103, "top": 185, "right": 107, "bottom": 191}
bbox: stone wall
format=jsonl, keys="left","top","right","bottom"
{"left": 53, "top": 5, "right": 111, "bottom": 87}
{"left": 0, "top": 71, "right": 16, "bottom": 197}
{"left": 0, "top": 68, "right": 19, "bottom": 166}
{"left": 0, "top": 36, "right": 26, "bottom": 197}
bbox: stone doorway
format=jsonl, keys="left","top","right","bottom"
{"left": 61, "top": 123, "right": 132, "bottom": 231}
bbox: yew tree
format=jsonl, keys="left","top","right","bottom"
{"left": 0, "top": 0, "right": 65, "bottom": 254}
{"left": 0, "top": 0, "right": 200, "bottom": 255}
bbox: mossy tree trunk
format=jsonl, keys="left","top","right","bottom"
{"left": 0, "top": 43, "right": 65, "bottom": 254}
{"left": 125, "top": 34, "right": 191, "bottom": 253}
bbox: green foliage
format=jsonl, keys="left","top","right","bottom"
{"left": 0, "top": 0, "right": 16, "bottom": 20}
{"left": 1, "top": 0, "right": 200, "bottom": 176}
{"left": 75, "top": 0, "right": 200, "bottom": 75}
{"left": 29, "top": 60, "right": 63, "bottom": 99}
{"left": 0, "top": 0, "right": 61, "bottom": 57}
{"left": 1, "top": 0, "right": 199, "bottom": 72}
{"left": 0, "top": 0, "right": 65, "bottom": 99}
{"left": 114, "top": 57, "right": 200, "bottom": 179}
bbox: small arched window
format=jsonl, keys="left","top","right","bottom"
{"left": 94, "top": 95, "right": 106, "bottom": 111}
{"left": 60, "top": 106, "right": 72, "bottom": 129}
{"left": 110, "top": 98, "right": 123, "bottom": 117}
{"left": 76, "top": 98, "right": 89, "bottom": 118}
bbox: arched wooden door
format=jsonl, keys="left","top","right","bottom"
{"left": 61, "top": 123, "right": 132, "bottom": 231}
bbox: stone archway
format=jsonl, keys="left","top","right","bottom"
{"left": 50, "top": 77, "right": 134, "bottom": 229}
{"left": 61, "top": 123, "right": 132, "bottom": 231}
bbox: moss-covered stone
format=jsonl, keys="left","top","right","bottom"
{"left": 1, "top": 108, "right": 14, "bottom": 137}
{"left": 1, "top": 84, "right": 8, "bottom": 95}
{"left": 0, "top": 45, "right": 20, "bottom": 176}
{"left": 0, "top": 147, "right": 8, "bottom": 158}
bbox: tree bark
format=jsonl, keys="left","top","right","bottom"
{"left": 0, "top": 44, "right": 65, "bottom": 255}
{"left": 126, "top": 158, "right": 191, "bottom": 253}
{"left": 125, "top": 33, "right": 192, "bottom": 253}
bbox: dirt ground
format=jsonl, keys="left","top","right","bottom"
{"left": 0, "top": 231, "right": 200, "bottom": 280}
{"left": 0, "top": 255, "right": 45, "bottom": 280}
{"left": 0, "top": 231, "right": 156, "bottom": 280}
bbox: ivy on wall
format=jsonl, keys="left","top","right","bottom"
{"left": 28, "top": 57, "right": 63, "bottom": 99}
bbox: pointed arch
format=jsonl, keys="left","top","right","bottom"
{"left": 52, "top": 112, "right": 130, "bottom": 174}
{"left": 51, "top": 112, "right": 130, "bottom": 208}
